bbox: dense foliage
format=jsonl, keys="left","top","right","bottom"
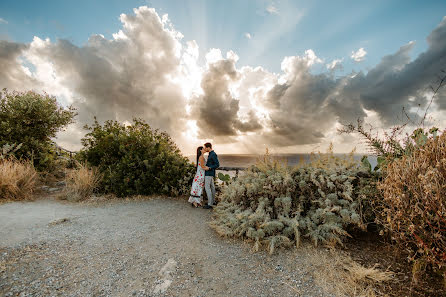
{"left": 0, "top": 89, "right": 76, "bottom": 170}
{"left": 376, "top": 130, "right": 446, "bottom": 271}
{"left": 211, "top": 149, "right": 375, "bottom": 253}
{"left": 78, "top": 118, "right": 195, "bottom": 197}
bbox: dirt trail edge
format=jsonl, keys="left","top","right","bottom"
{"left": 0, "top": 198, "right": 333, "bottom": 297}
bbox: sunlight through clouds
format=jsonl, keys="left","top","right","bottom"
{"left": 0, "top": 5, "right": 445, "bottom": 154}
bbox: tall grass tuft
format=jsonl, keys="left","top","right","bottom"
{"left": 305, "top": 143, "right": 359, "bottom": 170}
{"left": 0, "top": 158, "right": 37, "bottom": 200}
{"left": 307, "top": 248, "right": 393, "bottom": 296}
{"left": 64, "top": 163, "right": 102, "bottom": 201}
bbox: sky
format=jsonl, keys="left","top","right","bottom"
{"left": 1, "top": 0, "right": 446, "bottom": 154}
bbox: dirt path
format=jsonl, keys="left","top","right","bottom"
{"left": 0, "top": 198, "right": 333, "bottom": 297}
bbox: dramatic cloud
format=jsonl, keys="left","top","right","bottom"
{"left": 0, "top": 41, "right": 39, "bottom": 90}
{"left": 192, "top": 50, "right": 262, "bottom": 140}
{"left": 259, "top": 51, "right": 356, "bottom": 146}
{"left": 24, "top": 7, "right": 188, "bottom": 148}
{"left": 342, "top": 17, "right": 446, "bottom": 125}
{"left": 351, "top": 47, "right": 367, "bottom": 62}
{"left": 0, "top": 7, "right": 445, "bottom": 153}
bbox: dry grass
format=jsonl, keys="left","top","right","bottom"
{"left": 63, "top": 163, "right": 101, "bottom": 201}
{"left": 306, "top": 247, "right": 393, "bottom": 297}
{"left": 0, "top": 158, "right": 37, "bottom": 201}
{"left": 377, "top": 131, "right": 446, "bottom": 272}
{"left": 304, "top": 143, "right": 359, "bottom": 170}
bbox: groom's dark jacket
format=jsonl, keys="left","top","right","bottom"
{"left": 205, "top": 151, "right": 220, "bottom": 177}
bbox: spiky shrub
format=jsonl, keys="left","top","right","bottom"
{"left": 0, "top": 158, "right": 37, "bottom": 200}
{"left": 376, "top": 130, "right": 446, "bottom": 274}
{"left": 0, "top": 89, "right": 76, "bottom": 171}
{"left": 78, "top": 118, "right": 195, "bottom": 197}
{"left": 64, "top": 163, "right": 102, "bottom": 201}
{"left": 211, "top": 148, "right": 372, "bottom": 253}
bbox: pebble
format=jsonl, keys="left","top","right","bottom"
{"left": 0, "top": 198, "right": 333, "bottom": 296}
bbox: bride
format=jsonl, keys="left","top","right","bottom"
{"left": 188, "top": 146, "right": 209, "bottom": 207}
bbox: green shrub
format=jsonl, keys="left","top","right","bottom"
{"left": 0, "top": 89, "right": 76, "bottom": 171}
{"left": 78, "top": 118, "right": 195, "bottom": 197}
{"left": 211, "top": 148, "right": 374, "bottom": 253}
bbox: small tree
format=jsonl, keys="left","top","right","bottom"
{"left": 0, "top": 89, "right": 76, "bottom": 170}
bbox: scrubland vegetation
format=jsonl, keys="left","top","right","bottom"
{"left": 211, "top": 147, "right": 369, "bottom": 253}
{"left": 1, "top": 77, "right": 445, "bottom": 295}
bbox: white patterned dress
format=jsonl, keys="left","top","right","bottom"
{"left": 188, "top": 159, "right": 206, "bottom": 204}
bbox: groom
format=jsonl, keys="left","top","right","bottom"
{"left": 203, "top": 142, "right": 219, "bottom": 209}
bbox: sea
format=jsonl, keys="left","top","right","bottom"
{"left": 187, "top": 154, "right": 378, "bottom": 173}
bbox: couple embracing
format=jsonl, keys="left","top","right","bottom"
{"left": 188, "top": 142, "right": 220, "bottom": 209}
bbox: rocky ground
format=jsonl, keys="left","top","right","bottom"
{"left": 0, "top": 197, "right": 336, "bottom": 297}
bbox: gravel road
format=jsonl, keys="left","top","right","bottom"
{"left": 0, "top": 198, "right": 334, "bottom": 297}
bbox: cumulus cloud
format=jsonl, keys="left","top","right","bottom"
{"left": 341, "top": 16, "right": 446, "bottom": 126}
{"left": 266, "top": 4, "right": 279, "bottom": 15}
{"left": 192, "top": 52, "right": 262, "bottom": 140}
{"left": 351, "top": 47, "right": 367, "bottom": 62}
{"left": 259, "top": 51, "right": 353, "bottom": 146}
{"left": 0, "top": 7, "right": 445, "bottom": 153}
{"left": 24, "top": 7, "right": 188, "bottom": 149}
{"left": 0, "top": 41, "right": 39, "bottom": 90}
{"left": 326, "top": 58, "right": 343, "bottom": 71}
{"left": 0, "top": 18, "right": 7, "bottom": 24}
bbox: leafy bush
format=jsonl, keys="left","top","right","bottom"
{"left": 78, "top": 118, "right": 195, "bottom": 197}
{"left": 0, "top": 158, "right": 37, "bottom": 200}
{"left": 64, "top": 163, "right": 102, "bottom": 201}
{"left": 1, "top": 143, "right": 23, "bottom": 160}
{"left": 376, "top": 130, "right": 446, "bottom": 272}
{"left": 0, "top": 89, "right": 76, "bottom": 171}
{"left": 211, "top": 148, "right": 373, "bottom": 253}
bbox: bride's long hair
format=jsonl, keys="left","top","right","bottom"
{"left": 196, "top": 146, "right": 204, "bottom": 166}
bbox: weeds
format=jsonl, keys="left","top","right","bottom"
{"left": 0, "top": 158, "right": 37, "bottom": 200}
{"left": 64, "top": 163, "right": 102, "bottom": 201}
{"left": 307, "top": 247, "right": 393, "bottom": 297}
{"left": 376, "top": 130, "right": 446, "bottom": 275}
